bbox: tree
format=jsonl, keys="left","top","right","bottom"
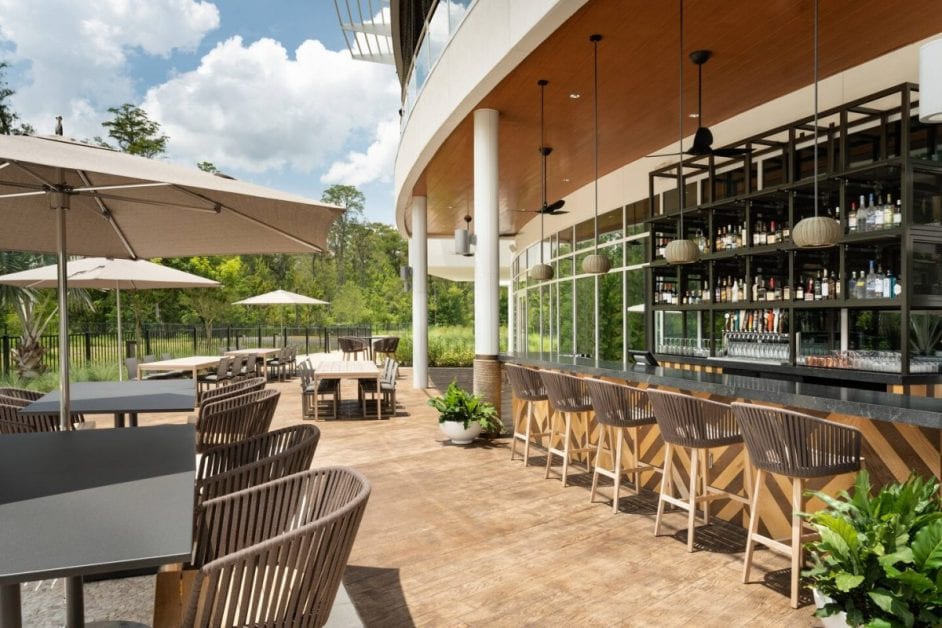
{"left": 0, "top": 62, "right": 34, "bottom": 135}
{"left": 321, "top": 184, "right": 364, "bottom": 286}
{"left": 197, "top": 161, "right": 218, "bottom": 173}
{"left": 96, "top": 103, "right": 168, "bottom": 157}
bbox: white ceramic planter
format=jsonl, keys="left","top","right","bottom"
{"left": 812, "top": 589, "right": 850, "bottom": 628}
{"left": 439, "top": 420, "right": 482, "bottom": 445}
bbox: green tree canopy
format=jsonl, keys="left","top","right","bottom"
{"left": 97, "top": 103, "right": 168, "bottom": 157}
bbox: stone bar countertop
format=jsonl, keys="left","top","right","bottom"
{"left": 500, "top": 353, "right": 942, "bottom": 430}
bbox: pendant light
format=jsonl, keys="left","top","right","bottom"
{"left": 529, "top": 79, "right": 555, "bottom": 281}
{"left": 792, "top": 0, "right": 841, "bottom": 249}
{"left": 919, "top": 38, "right": 942, "bottom": 123}
{"left": 582, "top": 34, "right": 612, "bottom": 275}
{"left": 663, "top": 0, "right": 700, "bottom": 265}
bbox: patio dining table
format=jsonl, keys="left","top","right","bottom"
{"left": 0, "top": 424, "right": 195, "bottom": 628}
{"left": 312, "top": 360, "right": 381, "bottom": 420}
{"left": 225, "top": 347, "right": 281, "bottom": 380}
{"left": 137, "top": 355, "right": 220, "bottom": 381}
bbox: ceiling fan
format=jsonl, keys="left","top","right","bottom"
{"left": 648, "top": 49, "right": 750, "bottom": 158}
{"left": 519, "top": 80, "right": 567, "bottom": 215}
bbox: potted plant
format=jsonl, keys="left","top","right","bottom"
{"left": 427, "top": 380, "right": 501, "bottom": 444}
{"left": 802, "top": 470, "right": 942, "bottom": 628}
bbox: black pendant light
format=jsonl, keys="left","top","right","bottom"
{"left": 792, "top": 0, "right": 840, "bottom": 248}
{"left": 582, "top": 34, "right": 611, "bottom": 275}
{"left": 529, "top": 79, "right": 555, "bottom": 281}
{"left": 663, "top": 0, "right": 700, "bottom": 265}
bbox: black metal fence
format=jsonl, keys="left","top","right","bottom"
{"left": 0, "top": 323, "right": 374, "bottom": 377}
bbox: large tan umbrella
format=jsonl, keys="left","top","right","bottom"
{"left": 0, "top": 257, "right": 221, "bottom": 379}
{"left": 0, "top": 134, "right": 344, "bottom": 426}
{"left": 234, "top": 289, "right": 329, "bottom": 342}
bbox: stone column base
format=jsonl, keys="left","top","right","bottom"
{"left": 473, "top": 356, "right": 502, "bottom": 421}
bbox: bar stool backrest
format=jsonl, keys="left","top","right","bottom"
{"left": 585, "top": 380, "right": 656, "bottom": 428}
{"left": 645, "top": 388, "right": 741, "bottom": 448}
{"left": 539, "top": 371, "right": 593, "bottom": 413}
{"left": 731, "top": 402, "right": 861, "bottom": 479}
{"left": 504, "top": 364, "right": 547, "bottom": 402}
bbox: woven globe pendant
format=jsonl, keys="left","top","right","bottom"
{"left": 791, "top": 215, "right": 840, "bottom": 248}
{"left": 582, "top": 253, "right": 611, "bottom": 274}
{"left": 664, "top": 239, "right": 700, "bottom": 265}
{"left": 528, "top": 263, "right": 554, "bottom": 281}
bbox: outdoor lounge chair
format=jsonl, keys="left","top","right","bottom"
{"left": 339, "top": 336, "right": 369, "bottom": 361}
{"left": 194, "top": 388, "right": 279, "bottom": 454}
{"left": 0, "top": 387, "right": 42, "bottom": 401}
{"left": 0, "top": 398, "right": 89, "bottom": 433}
{"left": 197, "top": 355, "right": 234, "bottom": 398}
{"left": 153, "top": 466, "right": 370, "bottom": 628}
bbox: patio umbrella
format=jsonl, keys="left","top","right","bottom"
{"left": 0, "top": 134, "right": 344, "bottom": 427}
{"left": 0, "top": 257, "right": 220, "bottom": 380}
{"left": 234, "top": 289, "right": 329, "bottom": 342}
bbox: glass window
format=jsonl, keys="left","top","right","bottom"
{"left": 448, "top": 0, "right": 472, "bottom": 33}
{"left": 526, "top": 288, "right": 543, "bottom": 353}
{"left": 556, "top": 226, "right": 574, "bottom": 258}
{"left": 913, "top": 240, "right": 942, "bottom": 299}
{"left": 557, "top": 280, "right": 573, "bottom": 354}
{"left": 599, "top": 271, "right": 623, "bottom": 361}
{"left": 414, "top": 36, "right": 431, "bottom": 91}
{"left": 427, "top": 2, "right": 450, "bottom": 61}
{"left": 598, "top": 207, "right": 623, "bottom": 244}
{"left": 575, "top": 276, "right": 595, "bottom": 357}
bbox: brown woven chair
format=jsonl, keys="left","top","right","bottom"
{"left": 298, "top": 360, "right": 340, "bottom": 420}
{"left": 0, "top": 398, "right": 88, "bottom": 433}
{"left": 372, "top": 336, "right": 399, "bottom": 364}
{"left": 153, "top": 466, "right": 371, "bottom": 628}
{"left": 584, "top": 380, "right": 662, "bottom": 513}
{"left": 194, "top": 424, "right": 321, "bottom": 511}
{"left": 645, "top": 388, "right": 752, "bottom": 552}
{"left": 731, "top": 402, "right": 861, "bottom": 607}
{"left": 504, "top": 364, "right": 551, "bottom": 466}
{"left": 0, "top": 387, "right": 42, "bottom": 401}
{"left": 338, "top": 336, "right": 368, "bottom": 361}
{"left": 539, "top": 371, "right": 595, "bottom": 487}
{"left": 195, "top": 388, "right": 280, "bottom": 454}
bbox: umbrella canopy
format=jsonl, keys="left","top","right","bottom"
{"left": 233, "top": 289, "right": 328, "bottom": 306}
{"left": 0, "top": 134, "right": 343, "bottom": 427}
{"left": 0, "top": 257, "right": 220, "bottom": 380}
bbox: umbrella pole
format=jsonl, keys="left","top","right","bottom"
{"left": 52, "top": 180, "right": 71, "bottom": 431}
{"left": 116, "top": 286, "right": 123, "bottom": 381}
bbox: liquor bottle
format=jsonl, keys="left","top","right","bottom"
{"left": 858, "top": 195, "right": 867, "bottom": 232}
{"left": 855, "top": 270, "right": 866, "bottom": 299}
{"left": 893, "top": 198, "right": 902, "bottom": 226}
{"left": 740, "top": 222, "right": 748, "bottom": 249}
{"left": 820, "top": 269, "right": 829, "bottom": 299}
{"left": 883, "top": 193, "right": 893, "bottom": 228}
{"left": 783, "top": 282, "right": 791, "bottom": 301}
{"left": 883, "top": 269, "right": 894, "bottom": 298}
{"left": 848, "top": 202, "right": 858, "bottom": 232}
{"left": 782, "top": 221, "right": 790, "bottom": 240}
{"left": 832, "top": 270, "right": 840, "bottom": 299}
{"left": 814, "top": 271, "right": 823, "bottom": 301}
{"left": 893, "top": 276, "right": 902, "bottom": 298}
{"left": 847, "top": 271, "right": 857, "bottom": 298}
{"left": 867, "top": 193, "right": 877, "bottom": 231}
{"left": 753, "top": 215, "right": 763, "bottom": 247}
{"left": 795, "top": 281, "right": 804, "bottom": 301}
{"left": 875, "top": 263, "right": 885, "bottom": 298}
{"left": 757, "top": 275, "right": 767, "bottom": 301}
{"left": 874, "top": 194, "right": 884, "bottom": 229}
{"left": 805, "top": 276, "right": 815, "bottom": 302}
{"left": 866, "top": 260, "right": 877, "bottom": 299}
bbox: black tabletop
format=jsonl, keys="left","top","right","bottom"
{"left": 19, "top": 380, "right": 196, "bottom": 415}
{"left": 0, "top": 424, "right": 195, "bottom": 584}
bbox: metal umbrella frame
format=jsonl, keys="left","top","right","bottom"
{"left": 0, "top": 134, "right": 344, "bottom": 428}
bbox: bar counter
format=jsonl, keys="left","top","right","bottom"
{"left": 500, "top": 353, "right": 941, "bottom": 537}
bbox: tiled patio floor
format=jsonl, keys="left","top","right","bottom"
{"left": 22, "top": 359, "right": 818, "bottom": 626}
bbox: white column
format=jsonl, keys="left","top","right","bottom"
{"left": 506, "top": 283, "right": 514, "bottom": 353}
{"left": 411, "top": 196, "right": 428, "bottom": 389}
{"left": 473, "top": 108, "right": 500, "bottom": 358}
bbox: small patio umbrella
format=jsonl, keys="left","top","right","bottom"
{"left": 0, "top": 134, "right": 344, "bottom": 427}
{"left": 234, "top": 289, "right": 329, "bottom": 344}
{"left": 0, "top": 257, "right": 220, "bottom": 380}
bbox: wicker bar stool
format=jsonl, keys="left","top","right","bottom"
{"left": 645, "top": 388, "right": 752, "bottom": 551}
{"left": 584, "top": 380, "right": 662, "bottom": 513}
{"left": 539, "top": 371, "right": 595, "bottom": 487}
{"left": 731, "top": 402, "right": 861, "bottom": 608}
{"left": 504, "top": 364, "right": 551, "bottom": 466}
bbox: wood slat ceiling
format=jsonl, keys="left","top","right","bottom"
{"left": 406, "top": 0, "right": 942, "bottom": 236}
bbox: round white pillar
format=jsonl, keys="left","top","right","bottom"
{"left": 411, "top": 196, "right": 428, "bottom": 389}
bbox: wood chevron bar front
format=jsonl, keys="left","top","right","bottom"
{"left": 502, "top": 354, "right": 942, "bottom": 540}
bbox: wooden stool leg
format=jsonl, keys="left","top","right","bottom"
{"left": 654, "top": 443, "right": 673, "bottom": 537}
{"left": 791, "top": 477, "right": 804, "bottom": 608}
{"left": 522, "top": 401, "right": 534, "bottom": 465}
{"left": 544, "top": 410, "right": 557, "bottom": 479}
{"left": 561, "top": 413, "right": 572, "bottom": 487}
{"left": 701, "top": 449, "right": 711, "bottom": 524}
{"left": 613, "top": 427, "right": 624, "bottom": 513}
{"left": 687, "top": 448, "right": 700, "bottom": 552}
{"left": 743, "top": 469, "right": 764, "bottom": 584}
{"left": 589, "top": 424, "right": 607, "bottom": 504}
{"left": 630, "top": 426, "right": 641, "bottom": 495}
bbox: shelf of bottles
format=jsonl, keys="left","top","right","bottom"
{"left": 645, "top": 83, "right": 942, "bottom": 378}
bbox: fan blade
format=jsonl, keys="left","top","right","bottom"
{"left": 546, "top": 209, "right": 569, "bottom": 215}
{"left": 644, "top": 151, "right": 686, "bottom": 158}
{"left": 712, "top": 147, "right": 750, "bottom": 157}
{"left": 546, "top": 199, "right": 565, "bottom": 211}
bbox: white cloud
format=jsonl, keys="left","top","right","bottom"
{"left": 142, "top": 36, "right": 399, "bottom": 178}
{"left": 0, "top": 0, "right": 219, "bottom": 138}
{"left": 321, "top": 115, "right": 399, "bottom": 186}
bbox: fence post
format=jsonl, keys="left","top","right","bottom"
{"left": 226, "top": 326, "right": 231, "bottom": 351}
{"left": 144, "top": 328, "right": 152, "bottom": 356}
{"left": 126, "top": 340, "right": 137, "bottom": 359}
{"left": 257, "top": 325, "right": 262, "bottom": 348}
{"left": 304, "top": 327, "right": 310, "bottom": 355}
{"left": 191, "top": 326, "right": 197, "bottom": 352}
{"left": 84, "top": 331, "right": 92, "bottom": 365}
{"left": 1, "top": 335, "right": 9, "bottom": 376}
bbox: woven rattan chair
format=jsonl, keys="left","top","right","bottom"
{"left": 0, "top": 387, "right": 42, "bottom": 401}
{"left": 338, "top": 336, "right": 368, "bottom": 361}
{"left": 298, "top": 360, "right": 340, "bottom": 420}
{"left": 539, "top": 371, "right": 595, "bottom": 487}
{"left": 0, "top": 398, "right": 88, "bottom": 433}
{"left": 731, "top": 402, "right": 861, "bottom": 607}
{"left": 645, "top": 388, "right": 752, "bottom": 551}
{"left": 585, "top": 380, "right": 662, "bottom": 513}
{"left": 187, "top": 377, "right": 265, "bottom": 424}
{"left": 153, "top": 466, "right": 371, "bottom": 628}
{"left": 194, "top": 424, "right": 321, "bottom": 512}
{"left": 195, "top": 388, "right": 280, "bottom": 454}
{"left": 504, "top": 364, "right": 551, "bottom": 466}
{"left": 372, "top": 336, "right": 399, "bottom": 364}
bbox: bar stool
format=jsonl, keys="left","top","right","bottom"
{"left": 504, "top": 364, "right": 551, "bottom": 466}
{"left": 645, "top": 388, "right": 752, "bottom": 551}
{"left": 539, "top": 371, "right": 595, "bottom": 487}
{"left": 731, "top": 402, "right": 861, "bottom": 608}
{"left": 584, "top": 380, "right": 662, "bottom": 513}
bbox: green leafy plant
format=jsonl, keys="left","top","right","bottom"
{"left": 803, "top": 470, "right": 942, "bottom": 627}
{"left": 427, "top": 380, "right": 501, "bottom": 432}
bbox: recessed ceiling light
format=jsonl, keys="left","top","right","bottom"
{"left": 569, "top": 93, "right": 581, "bottom": 99}
{"left": 562, "top": 178, "right": 570, "bottom": 182}
{"left": 688, "top": 113, "right": 700, "bottom": 118}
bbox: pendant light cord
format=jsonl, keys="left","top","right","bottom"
{"left": 592, "top": 35, "right": 601, "bottom": 251}
{"left": 813, "top": 0, "right": 819, "bottom": 217}
{"left": 678, "top": 0, "right": 685, "bottom": 234}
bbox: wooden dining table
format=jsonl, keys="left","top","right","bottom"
{"left": 137, "top": 355, "right": 220, "bottom": 381}
{"left": 312, "top": 360, "right": 381, "bottom": 420}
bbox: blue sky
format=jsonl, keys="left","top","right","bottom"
{"left": 0, "top": 0, "right": 399, "bottom": 223}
